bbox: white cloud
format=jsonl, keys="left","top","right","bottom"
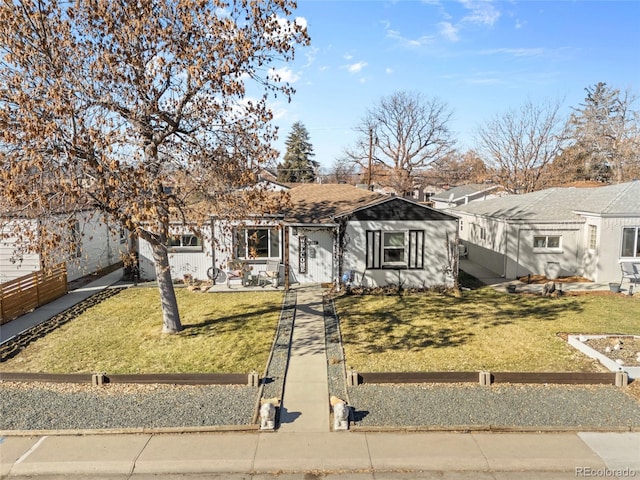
{"left": 438, "top": 21, "right": 459, "bottom": 42}
{"left": 343, "top": 53, "right": 354, "bottom": 61}
{"left": 459, "top": 0, "right": 501, "bottom": 27}
{"left": 385, "top": 68, "right": 394, "bottom": 75}
{"left": 268, "top": 67, "right": 301, "bottom": 83}
{"left": 479, "top": 48, "right": 545, "bottom": 58}
{"left": 346, "top": 61, "right": 368, "bottom": 74}
{"left": 294, "top": 16, "right": 307, "bottom": 30}
{"left": 265, "top": 14, "right": 308, "bottom": 42}
{"left": 386, "top": 27, "right": 434, "bottom": 48}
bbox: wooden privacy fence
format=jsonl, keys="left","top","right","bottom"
{"left": 0, "top": 263, "right": 67, "bottom": 325}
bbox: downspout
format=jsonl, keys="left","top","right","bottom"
{"left": 502, "top": 218, "right": 508, "bottom": 278}
{"left": 515, "top": 226, "right": 523, "bottom": 280}
{"left": 284, "top": 224, "right": 290, "bottom": 291}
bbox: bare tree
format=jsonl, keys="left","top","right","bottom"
{"left": 0, "top": 0, "right": 308, "bottom": 333}
{"left": 344, "top": 91, "right": 455, "bottom": 195}
{"left": 567, "top": 82, "right": 640, "bottom": 183}
{"left": 325, "top": 157, "right": 358, "bottom": 184}
{"left": 431, "top": 149, "right": 491, "bottom": 186}
{"left": 475, "top": 98, "right": 568, "bottom": 194}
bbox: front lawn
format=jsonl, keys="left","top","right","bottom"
{"left": 0, "top": 288, "right": 283, "bottom": 374}
{"left": 335, "top": 288, "right": 639, "bottom": 372}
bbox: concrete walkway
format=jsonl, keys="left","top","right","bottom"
{"left": 279, "top": 286, "right": 330, "bottom": 432}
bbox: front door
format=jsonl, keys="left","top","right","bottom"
{"left": 292, "top": 228, "right": 333, "bottom": 284}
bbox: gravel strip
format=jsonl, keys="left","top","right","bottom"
{"left": 324, "top": 295, "right": 349, "bottom": 402}
{"left": 0, "top": 383, "right": 256, "bottom": 430}
{"left": 347, "top": 383, "right": 640, "bottom": 429}
{"left": 260, "top": 290, "right": 296, "bottom": 402}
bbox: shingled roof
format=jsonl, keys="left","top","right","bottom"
{"left": 452, "top": 181, "right": 640, "bottom": 221}
{"left": 284, "top": 184, "right": 385, "bottom": 223}
{"left": 431, "top": 183, "right": 500, "bottom": 202}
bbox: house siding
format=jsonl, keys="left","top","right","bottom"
{"left": 599, "top": 216, "right": 640, "bottom": 282}
{"left": 1, "top": 212, "right": 126, "bottom": 283}
{"left": 138, "top": 225, "right": 215, "bottom": 282}
{"left": 342, "top": 219, "right": 457, "bottom": 289}
{"left": 0, "top": 219, "right": 41, "bottom": 283}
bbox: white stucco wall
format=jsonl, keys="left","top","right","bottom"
{"left": 342, "top": 219, "right": 458, "bottom": 289}
{"left": 0, "top": 219, "right": 40, "bottom": 283}
{"left": 597, "top": 216, "right": 640, "bottom": 283}
{"left": 1, "top": 212, "right": 127, "bottom": 283}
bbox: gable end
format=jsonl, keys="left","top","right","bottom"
{"left": 348, "top": 197, "right": 456, "bottom": 221}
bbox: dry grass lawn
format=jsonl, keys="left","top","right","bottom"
{"left": 335, "top": 288, "right": 639, "bottom": 372}
{"left": 0, "top": 287, "right": 283, "bottom": 374}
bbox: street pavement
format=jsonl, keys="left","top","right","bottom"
{"left": 1, "top": 265, "right": 638, "bottom": 478}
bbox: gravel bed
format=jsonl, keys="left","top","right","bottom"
{"left": 260, "top": 290, "right": 296, "bottom": 402}
{"left": 324, "top": 295, "right": 349, "bottom": 402}
{"left": 584, "top": 336, "right": 640, "bottom": 366}
{"left": 347, "top": 383, "right": 640, "bottom": 429}
{"left": 0, "top": 383, "right": 256, "bottom": 430}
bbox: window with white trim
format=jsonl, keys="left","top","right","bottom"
{"left": 366, "top": 230, "right": 424, "bottom": 269}
{"left": 237, "top": 227, "right": 280, "bottom": 259}
{"left": 621, "top": 227, "right": 640, "bottom": 258}
{"left": 587, "top": 225, "right": 597, "bottom": 251}
{"left": 533, "top": 235, "right": 561, "bottom": 251}
{"left": 473, "top": 224, "right": 486, "bottom": 242}
{"left": 383, "top": 232, "right": 405, "bottom": 265}
{"left": 168, "top": 234, "right": 203, "bottom": 252}
{"left": 70, "top": 221, "right": 82, "bottom": 258}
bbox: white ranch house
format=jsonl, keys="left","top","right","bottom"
{"left": 1, "top": 209, "right": 128, "bottom": 284}
{"left": 453, "top": 181, "right": 640, "bottom": 283}
{"left": 137, "top": 184, "right": 460, "bottom": 289}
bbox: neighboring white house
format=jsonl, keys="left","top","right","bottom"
{"left": 453, "top": 181, "right": 640, "bottom": 282}
{"left": 0, "top": 210, "right": 128, "bottom": 283}
{"left": 137, "top": 184, "right": 460, "bottom": 289}
{"left": 431, "top": 184, "right": 504, "bottom": 210}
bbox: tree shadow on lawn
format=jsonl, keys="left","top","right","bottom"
{"left": 179, "top": 304, "right": 281, "bottom": 337}
{"left": 339, "top": 290, "right": 585, "bottom": 354}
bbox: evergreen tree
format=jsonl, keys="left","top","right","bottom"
{"left": 278, "top": 122, "right": 318, "bottom": 182}
{"left": 568, "top": 82, "right": 640, "bottom": 183}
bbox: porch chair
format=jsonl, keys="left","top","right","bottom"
{"left": 258, "top": 260, "right": 280, "bottom": 288}
{"left": 620, "top": 261, "right": 640, "bottom": 289}
{"left": 226, "top": 260, "right": 252, "bottom": 288}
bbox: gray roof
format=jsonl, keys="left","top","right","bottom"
{"left": 431, "top": 184, "right": 499, "bottom": 202}
{"left": 452, "top": 181, "right": 640, "bottom": 221}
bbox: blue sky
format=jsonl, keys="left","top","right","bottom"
{"left": 267, "top": 0, "right": 640, "bottom": 171}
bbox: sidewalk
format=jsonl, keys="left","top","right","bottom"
{"left": 1, "top": 430, "right": 638, "bottom": 477}
{"left": 1, "top": 278, "right": 639, "bottom": 477}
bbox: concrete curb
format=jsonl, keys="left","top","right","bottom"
{"left": 0, "top": 424, "right": 260, "bottom": 437}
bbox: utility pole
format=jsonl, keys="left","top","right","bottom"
{"left": 367, "top": 127, "right": 373, "bottom": 190}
